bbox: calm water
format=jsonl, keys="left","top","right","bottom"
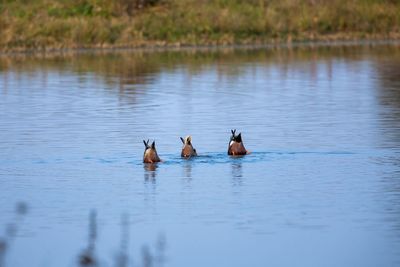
{"left": 1, "top": 44, "right": 400, "bottom": 267}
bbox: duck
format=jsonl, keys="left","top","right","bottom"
{"left": 180, "top": 135, "right": 197, "bottom": 158}
{"left": 143, "top": 139, "right": 161, "bottom": 163}
{"left": 228, "top": 129, "right": 248, "bottom": 156}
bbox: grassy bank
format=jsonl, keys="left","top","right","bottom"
{"left": 1, "top": 0, "right": 400, "bottom": 52}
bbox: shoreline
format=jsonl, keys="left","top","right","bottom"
{"left": 2, "top": 0, "right": 399, "bottom": 56}
{"left": 1, "top": 36, "right": 400, "bottom": 57}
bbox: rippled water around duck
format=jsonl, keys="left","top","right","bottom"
{"left": 1, "top": 44, "right": 400, "bottom": 267}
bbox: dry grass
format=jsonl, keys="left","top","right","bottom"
{"left": 0, "top": 0, "right": 399, "bottom": 52}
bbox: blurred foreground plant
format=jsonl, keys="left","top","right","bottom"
{"left": 78, "top": 211, "right": 166, "bottom": 267}
{"left": 0, "top": 202, "right": 28, "bottom": 267}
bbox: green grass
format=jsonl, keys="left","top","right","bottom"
{"left": 0, "top": 0, "right": 399, "bottom": 52}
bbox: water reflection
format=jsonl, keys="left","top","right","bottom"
{"left": 144, "top": 163, "right": 158, "bottom": 182}
{"left": 2, "top": 45, "right": 397, "bottom": 97}
{"left": 181, "top": 160, "right": 193, "bottom": 180}
{"left": 1, "top": 43, "right": 400, "bottom": 267}
{"left": 374, "top": 54, "right": 400, "bottom": 148}
{"left": 372, "top": 50, "right": 400, "bottom": 241}
{"left": 230, "top": 160, "right": 243, "bottom": 186}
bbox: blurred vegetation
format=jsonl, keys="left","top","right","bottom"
{"left": 77, "top": 211, "right": 166, "bottom": 267}
{"left": 0, "top": 202, "right": 28, "bottom": 267}
{"left": 0, "top": 0, "right": 399, "bottom": 51}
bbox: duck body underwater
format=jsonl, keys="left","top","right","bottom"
{"left": 228, "top": 129, "right": 249, "bottom": 156}
{"left": 143, "top": 139, "right": 161, "bottom": 163}
{"left": 180, "top": 135, "right": 197, "bottom": 158}
{"left": 141, "top": 130, "right": 249, "bottom": 164}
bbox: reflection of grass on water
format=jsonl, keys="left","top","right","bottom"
{"left": 79, "top": 210, "right": 166, "bottom": 267}
{"left": 0, "top": 0, "right": 399, "bottom": 52}
{"left": 2, "top": 45, "right": 400, "bottom": 92}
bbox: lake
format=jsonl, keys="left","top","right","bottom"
{"left": 1, "top": 43, "right": 400, "bottom": 267}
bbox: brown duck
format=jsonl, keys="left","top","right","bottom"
{"left": 143, "top": 139, "right": 161, "bottom": 163}
{"left": 228, "top": 129, "right": 248, "bottom": 156}
{"left": 180, "top": 136, "right": 197, "bottom": 158}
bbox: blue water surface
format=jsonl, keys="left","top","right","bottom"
{"left": 0, "top": 44, "right": 400, "bottom": 267}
